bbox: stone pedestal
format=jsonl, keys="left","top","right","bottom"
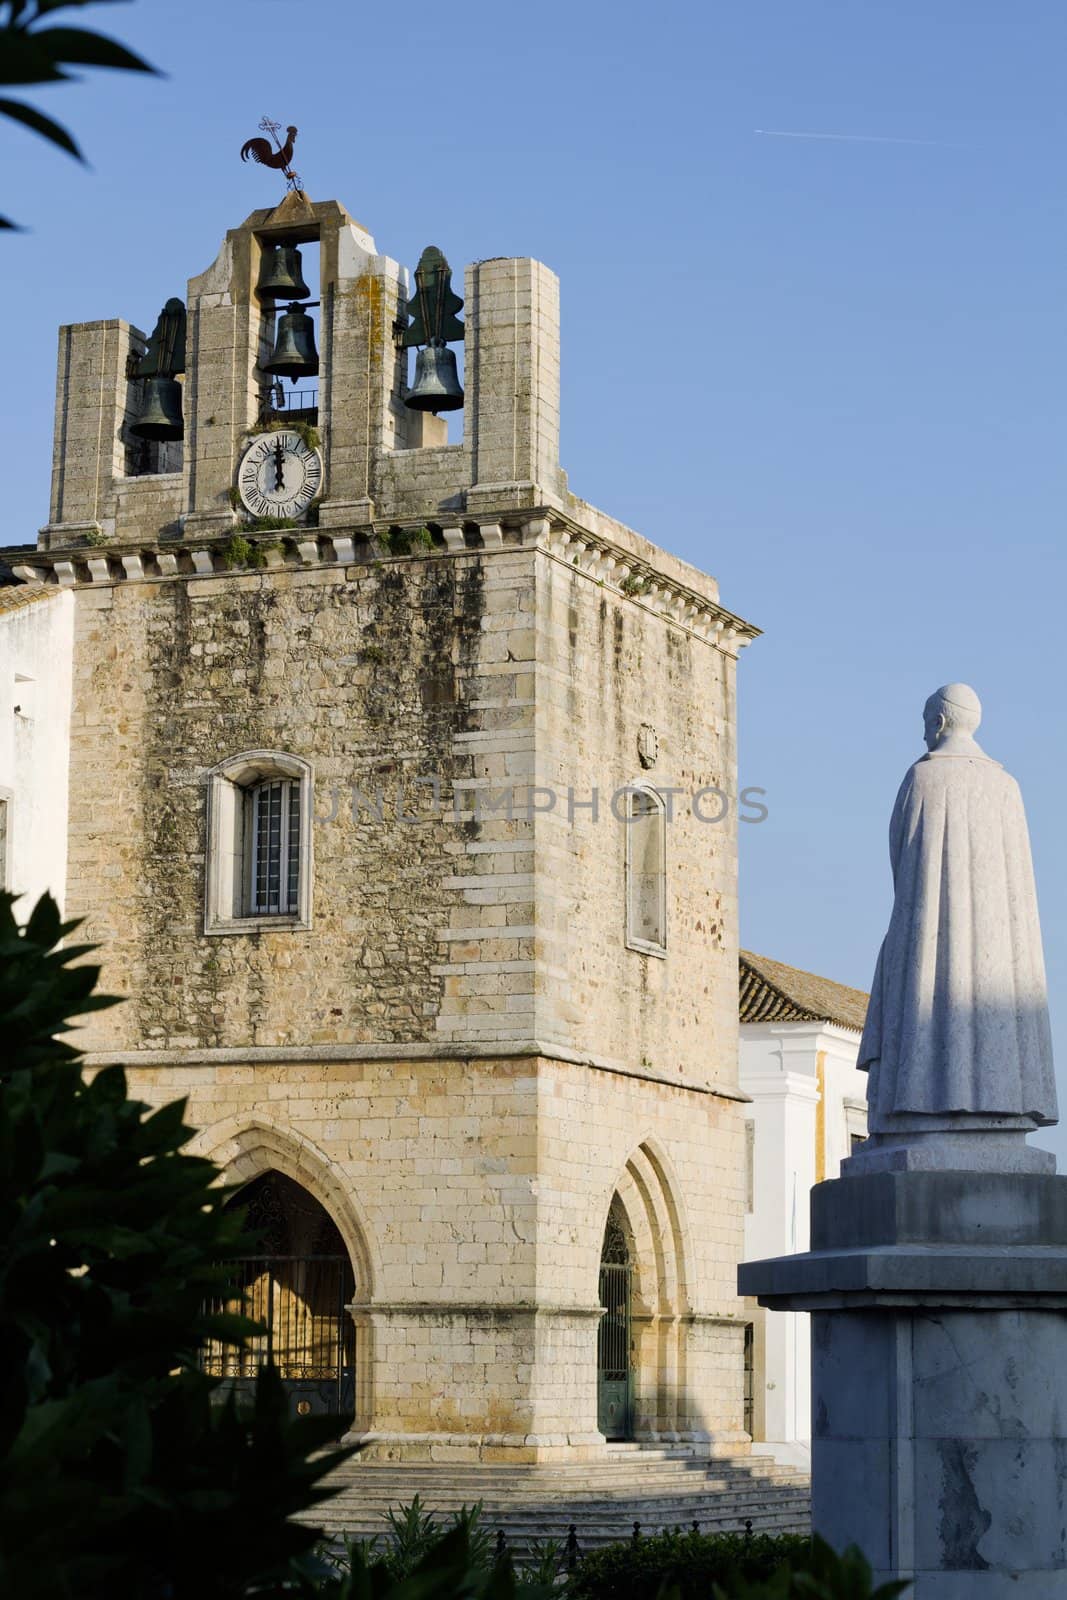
{"left": 740, "top": 1170, "right": 1067, "bottom": 1597}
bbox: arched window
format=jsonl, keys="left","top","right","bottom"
{"left": 205, "top": 751, "right": 312, "bottom": 933}
{"left": 625, "top": 784, "right": 666, "bottom": 955}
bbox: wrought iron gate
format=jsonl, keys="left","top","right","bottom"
{"left": 201, "top": 1254, "right": 355, "bottom": 1421}
{"left": 743, "top": 1322, "right": 754, "bottom": 1438}
{"left": 597, "top": 1261, "right": 633, "bottom": 1439}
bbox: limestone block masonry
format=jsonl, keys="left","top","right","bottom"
{"left": 10, "top": 194, "right": 761, "bottom": 1462}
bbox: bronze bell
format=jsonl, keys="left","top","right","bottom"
{"left": 130, "top": 375, "right": 184, "bottom": 441}
{"left": 405, "top": 342, "right": 463, "bottom": 414}
{"left": 257, "top": 243, "right": 311, "bottom": 302}
{"left": 264, "top": 304, "right": 319, "bottom": 382}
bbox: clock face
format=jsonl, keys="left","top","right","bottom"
{"left": 237, "top": 430, "right": 322, "bottom": 520}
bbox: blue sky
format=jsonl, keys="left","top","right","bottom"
{"left": 5, "top": 1, "right": 1067, "bottom": 1154}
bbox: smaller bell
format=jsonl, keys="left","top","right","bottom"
{"left": 257, "top": 243, "right": 311, "bottom": 302}
{"left": 264, "top": 304, "right": 319, "bottom": 382}
{"left": 405, "top": 342, "right": 464, "bottom": 414}
{"left": 130, "top": 375, "right": 184, "bottom": 441}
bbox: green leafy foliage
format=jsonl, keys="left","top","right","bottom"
{"left": 250, "top": 540, "right": 286, "bottom": 567}
{"left": 220, "top": 533, "right": 255, "bottom": 569}
{"left": 0, "top": 891, "right": 353, "bottom": 1598}
{"left": 307, "top": 1518, "right": 905, "bottom": 1600}
{"left": 247, "top": 515, "right": 299, "bottom": 533}
{"left": 313, "top": 1509, "right": 551, "bottom": 1600}
{"left": 381, "top": 526, "right": 435, "bottom": 557}
{"left": 519, "top": 1536, "right": 568, "bottom": 1586}
{"left": 0, "top": 1, "right": 158, "bottom": 228}
{"left": 250, "top": 416, "right": 321, "bottom": 452}
{"left": 563, "top": 1526, "right": 907, "bottom": 1600}
{"left": 712, "top": 1535, "right": 911, "bottom": 1599}
{"left": 567, "top": 1529, "right": 811, "bottom": 1600}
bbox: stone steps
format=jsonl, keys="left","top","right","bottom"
{"left": 316, "top": 1481, "right": 809, "bottom": 1507}
{"left": 304, "top": 1452, "right": 811, "bottom": 1556}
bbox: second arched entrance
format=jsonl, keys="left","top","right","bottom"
{"left": 597, "top": 1198, "right": 634, "bottom": 1439}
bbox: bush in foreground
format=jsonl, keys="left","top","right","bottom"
{"left": 317, "top": 1512, "right": 909, "bottom": 1599}
{"left": 567, "top": 1529, "right": 810, "bottom": 1600}
{"left": 0, "top": 893, "right": 351, "bottom": 1599}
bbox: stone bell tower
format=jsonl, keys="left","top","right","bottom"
{"left": 36, "top": 190, "right": 566, "bottom": 554}
{"left": 15, "top": 189, "right": 761, "bottom": 1465}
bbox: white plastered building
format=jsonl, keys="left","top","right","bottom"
{"left": 0, "top": 583, "right": 73, "bottom": 916}
{"left": 738, "top": 950, "right": 869, "bottom": 1470}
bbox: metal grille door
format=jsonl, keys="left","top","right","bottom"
{"left": 202, "top": 1254, "right": 355, "bottom": 1420}
{"left": 597, "top": 1261, "right": 632, "bottom": 1439}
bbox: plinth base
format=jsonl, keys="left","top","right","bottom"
{"left": 740, "top": 1170, "right": 1067, "bottom": 1598}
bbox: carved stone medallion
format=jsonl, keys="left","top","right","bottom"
{"left": 637, "top": 723, "right": 658, "bottom": 769}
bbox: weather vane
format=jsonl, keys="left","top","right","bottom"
{"left": 240, "top": 117, "right": 303, "bottom": 194}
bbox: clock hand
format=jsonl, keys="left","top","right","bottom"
{"left": 273, "top": 438, "right": 285, "bottom": 491}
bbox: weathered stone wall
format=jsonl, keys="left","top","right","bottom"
{"left": 69, "top": 551, "right": 532, "bottom": 1054}
{"left": 45, "top": 318, "right": 147, "bottom": 545}
{"left": 533, "top": 546, "right": 738, "bottom": 1087}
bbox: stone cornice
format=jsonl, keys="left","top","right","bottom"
{"left": 6, "top": 505, "right": 758, "bottom": 658}
{"left": 539, "top": 516, "right": 758, "bottom": 654}
{"left": 81, "top": 1036, "right": 750, "bottom": 1102}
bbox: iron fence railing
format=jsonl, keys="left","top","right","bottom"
{"left": 201, "top": 1253, "right": 354, "bottom": 1415}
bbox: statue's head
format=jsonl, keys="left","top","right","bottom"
{"left": 923, "top": 683, "right": 982, "bottom": 750}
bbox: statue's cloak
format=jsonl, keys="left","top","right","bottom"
{"left": 859, "top": 750, "right": 1057, "bottom": 1125}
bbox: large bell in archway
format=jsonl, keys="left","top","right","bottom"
{"left": 129, "top": 375, "right": 184, "bottom": 441}
{"left": 405, "top": 342, "right": 463, "bottom": 414}
{"left": 257, "top": 243, "right": 311, "bottom": 302}
{"left": 264, "top": 304, "right": 319, "bottom": 382}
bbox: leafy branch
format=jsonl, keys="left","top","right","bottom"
{"left": 0, "top": 0, "right": 158, "bottom": 229}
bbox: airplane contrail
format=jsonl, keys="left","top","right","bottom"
{"left": 755, "top": 128, "right": 949, "bottom": 147}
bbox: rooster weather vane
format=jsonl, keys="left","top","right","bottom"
{"left": 240, "top": 117, "right": 303, "bottom": 194}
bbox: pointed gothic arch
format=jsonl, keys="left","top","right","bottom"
{"left": 192, "top": 1117, "right": 378, "bottom": 1432}
{"left": 191, "top": 1115, "right": 378, "bottom": 1302}
{"left": 598, "top": 1138, "right": 694, "bottom": 1442}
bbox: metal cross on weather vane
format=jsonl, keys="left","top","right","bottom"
{"left": 239, "top": 117, "right": 304, "bottom": 194}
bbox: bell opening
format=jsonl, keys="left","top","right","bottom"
{"left": 257, "top": 240, "right": 320, "bottom": 428}
{"left": 401, "top": 340, "right": 465, "bottom": 449}
{"left": 126, "top": 374, "right": 185, "bottom": 476}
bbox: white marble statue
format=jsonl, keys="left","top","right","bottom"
{"left": 857, "top": 684, "right": 1057, "bottom": 1164}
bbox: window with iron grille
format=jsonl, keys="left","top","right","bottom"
{"left": 248, "top": 778, "right": 301, "bottom": 915}
{"left": 204, "top": 751, "right": 312, "bottom": 934}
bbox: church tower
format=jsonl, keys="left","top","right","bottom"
{"left": 10, "top": 189, "right": 759, "bottom": 1461}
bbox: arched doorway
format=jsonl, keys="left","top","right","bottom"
{"left": 597, "top": 1199, "right": 633, "bottom": 1440}
{"left": 201, "top": 1170, "right": 356, "bottom": 1423}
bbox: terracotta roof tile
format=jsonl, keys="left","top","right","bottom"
{"left": 739, "top": 949, "right": 868, "bottom": 1032}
